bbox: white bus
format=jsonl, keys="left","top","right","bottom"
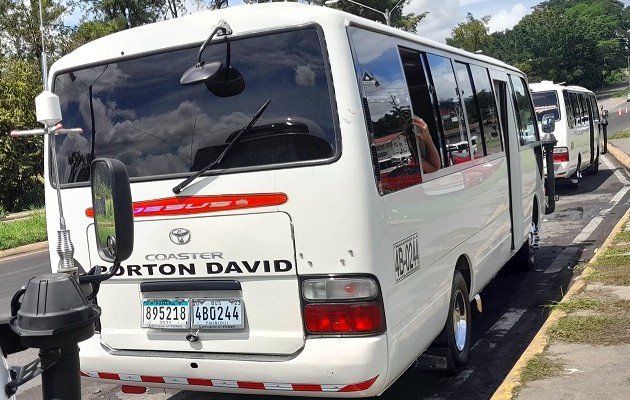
{"left": 530, "top": 81, "right": 602, "bottom": 184}
{"left": 43, "top": 3, "right": 548, "bottom": 397}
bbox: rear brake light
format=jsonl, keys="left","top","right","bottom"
{"left": 304, "top": 303, "right": 383, "bottom": 333}
{"left": 553, "top": 147, "right": 569, "bottom": 163}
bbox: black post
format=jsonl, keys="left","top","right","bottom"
{"left": 601, "top": 110, "right": 609, "bottom": 154}
{"left": 542, "top": 133, "right": 558, "bottom": 215}
{"left": 40, "top": 345, "right": 81, "bottom": 400}
{"left": 602, "top": 123, "right": 608, "bottom": 154}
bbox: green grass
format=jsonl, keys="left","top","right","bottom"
{"left": 548, "top": 315, "right": 630, "bottom": 345}
{"left": 608, "top": 130, "right": 630, "bottom": 140}
{"left": 519, "top": 354, "right": 564, "bottom": 385}
{"left": 0, "top": 210, "right": 47, "bottom": 251}
{"left": 546, "top": 298, "right": 601, "bottom": 313}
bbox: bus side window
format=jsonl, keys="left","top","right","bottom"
{"left": 399, "top": 47, "right": 443, "bottom": 171}
{"left": 563, "top": 90, "right": 574, "bottom": 128}
{"left": 569, "top": 92, "right": 582, "bottom": 125}
{"left": 454, "top": 62, "right": 502, "bottom": 158}
{"left": 348, "top": 27, "right": 420, "bottom": 194}
{"left": 425, "top": 53, "right": 470, "bottom": 166}
{"left": 509, "top": 76, "right": 539, "bottom": 146}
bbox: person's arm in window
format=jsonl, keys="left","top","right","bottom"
{"left": 412, "top": 116, "right": 441, "bottom": 173}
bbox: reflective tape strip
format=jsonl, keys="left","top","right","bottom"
{"left": 82, "top": 371, "right": 378, "bottom": 393}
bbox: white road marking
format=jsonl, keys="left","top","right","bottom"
{"left": 471, "top": 308, "right": 526, "bottom": 351}
{"left": 604, "top": 155, "right": 630, "bottom": 185}
{"left": 545, "top": 155, "right": 630, "bottom": 274}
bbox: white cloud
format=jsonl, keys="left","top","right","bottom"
{"left": 406, "top": 0, "right": 464, "bottom": 43}
{"left": 487, "top": 4, "right": 529, "bottom": 33}
{"left": 405, "top": 0, "right": 536, "bottom": 42}
{"left": 295, "top": 64, "right": 316, "bottom": 87}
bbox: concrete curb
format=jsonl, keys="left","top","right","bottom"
{"left": 0, "top": 241, "right": 49, "bottom": 260}
{"left": 490, "top": 155, "right": 630, "bottom": 399}
{"left": 607, "top": 143, "right": 630, "bottom": 170}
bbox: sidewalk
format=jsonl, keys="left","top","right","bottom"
{"left": 491, "top": 140, "right": 630, "bottom": 400}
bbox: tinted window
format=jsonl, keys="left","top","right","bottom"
{"left": 457, "top": 63, "right": 503, "bottom": 157}
{"left": 426, "top": 54, "right": 469, "bottom": 165}
{"left": 454, "top": 62, "right": 480, "bottom": 159}
{"left": 509, "top": 76, "right": 539, "bottom": 145}
{"left": 469, "top": 65, "right": 502, "bottom": 156}
{"left": 563, "top": 90, "right": 575, "bottom": 128}
{"left": 349, "top": 27, "right": 420, "bottom": 193}
{"left": 532, "top": 91, "right": 561, "bottom": 121}
{"left": 53, "top": 28, "right": 336, "bottom": 184}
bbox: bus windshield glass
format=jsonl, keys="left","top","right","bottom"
{"left": 52, "top": 28, "right": 337, "bottom": 185}
{"left": 531, "top": 91, "right": 561, "bottom": 122}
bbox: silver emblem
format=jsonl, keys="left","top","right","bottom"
{"left": 169, "top": 228, "right": 191, "bottom": 245}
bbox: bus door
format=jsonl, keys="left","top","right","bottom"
{"left": 588, "top": 95, "right": 600, "bottom": 164}
{"left": 491, "top": 74, "right": 517, "bottom": 251}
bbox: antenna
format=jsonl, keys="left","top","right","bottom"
{"left": 38, "top": 0, "right": 48, "bottom": 91}
{"left": 9, "top": 0, "right": 84, "bottom": 274}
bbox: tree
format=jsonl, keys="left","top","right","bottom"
{"left": 85, "top": 0, "right": 164, "bottom": 29}
{"left": 484, "top": 0, "right": 628, "bottom": 90}
{"left": 446, "top": 13, "right": 490, "bottom": 53}
{"left": 0, "top": 59, "right": 45, "bottom": 211}
{"left": 322, "top": 0, "right": 428, "bottom": 33}
{"left": 0, "top": 0, "right": 69, "bottom": 60}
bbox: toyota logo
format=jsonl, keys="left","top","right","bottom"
{"left": 169, "top": 228, "right": 191, "bottom": 245}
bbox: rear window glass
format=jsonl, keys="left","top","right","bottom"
{"left": 532, "top": 91, "right": 561, "bottom": 122}
{"left": 52, "top": 28, "right": 337, "bottom": 185}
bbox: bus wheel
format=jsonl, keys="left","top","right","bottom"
{"left": 444, "top": 271, "right": 471, "bottom": 374}
{"left": 570, "top": 158, "right": 582, "bottom": 187}
{"left": 516, "top": 222, "right": 538, "bottom": 271}
{"left": 588, "top": 152, "right": 599, "bottom": 175}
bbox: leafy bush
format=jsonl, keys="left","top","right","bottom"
{"left": 0, "top": 58, "right": 45, "bottom": 212}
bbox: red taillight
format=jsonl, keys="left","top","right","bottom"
{"left": 304, "top": 303, "right": 383, "bottom": 334}
{"left": 121, "top": 385, "right": 147, "bottom": 394}
{"left": 553, "top": 149, "right": 569, "bottom": 163}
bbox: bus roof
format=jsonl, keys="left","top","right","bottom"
{"left": 529, "top": 81, "right": 595, "bottom": 94}
{"left": 51, "top": 2, "right": 516, "bottom": 76}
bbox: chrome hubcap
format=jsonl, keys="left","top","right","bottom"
{"left": 452, "top": 290, "right": 468, "bottom": 352}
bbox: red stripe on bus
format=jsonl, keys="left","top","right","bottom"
{"left": 86, "top": 193, "right": 288, "bottom": 218}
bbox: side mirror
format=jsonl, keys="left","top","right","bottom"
{"left": 541, "top": 113, "right": 556, "bottom": 134}
{"left": 90, "top": 158, "right": 134, "bottom": 263}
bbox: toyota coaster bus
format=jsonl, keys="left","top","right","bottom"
{"left": 43, "top": 3, "right": 548, "bottom": 397}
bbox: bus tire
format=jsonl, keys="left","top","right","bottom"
{"left": 588, "top": 153, "right": 599, "bottom": 175}
{"left": 515, "top": 229, "right": 535, "bottom": 271}
{"left": 570, "top": 157, "right": 581, "bottom": 187}
{"left": 442, "top": 270, "right": 471, "bottom": 374}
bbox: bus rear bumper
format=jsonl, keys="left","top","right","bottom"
{"left": 79, "top": 335, "right": 389, "bottom": 397}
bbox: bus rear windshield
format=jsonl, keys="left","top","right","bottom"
{"left": 52, "top": 28, "right": 337, "bottom": 185}
{"left": 532, "top": 91, "right": 561, "bottom": 122}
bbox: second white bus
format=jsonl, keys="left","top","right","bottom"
{"left": 43, "top": 3, "right": 550, "bottom": 397}
{"left": 530, "top": 81, "right": 602, "bottom": 185}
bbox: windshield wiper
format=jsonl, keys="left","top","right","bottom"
{"left": 172, "top": 98, "right": 271, "bottom": 194}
